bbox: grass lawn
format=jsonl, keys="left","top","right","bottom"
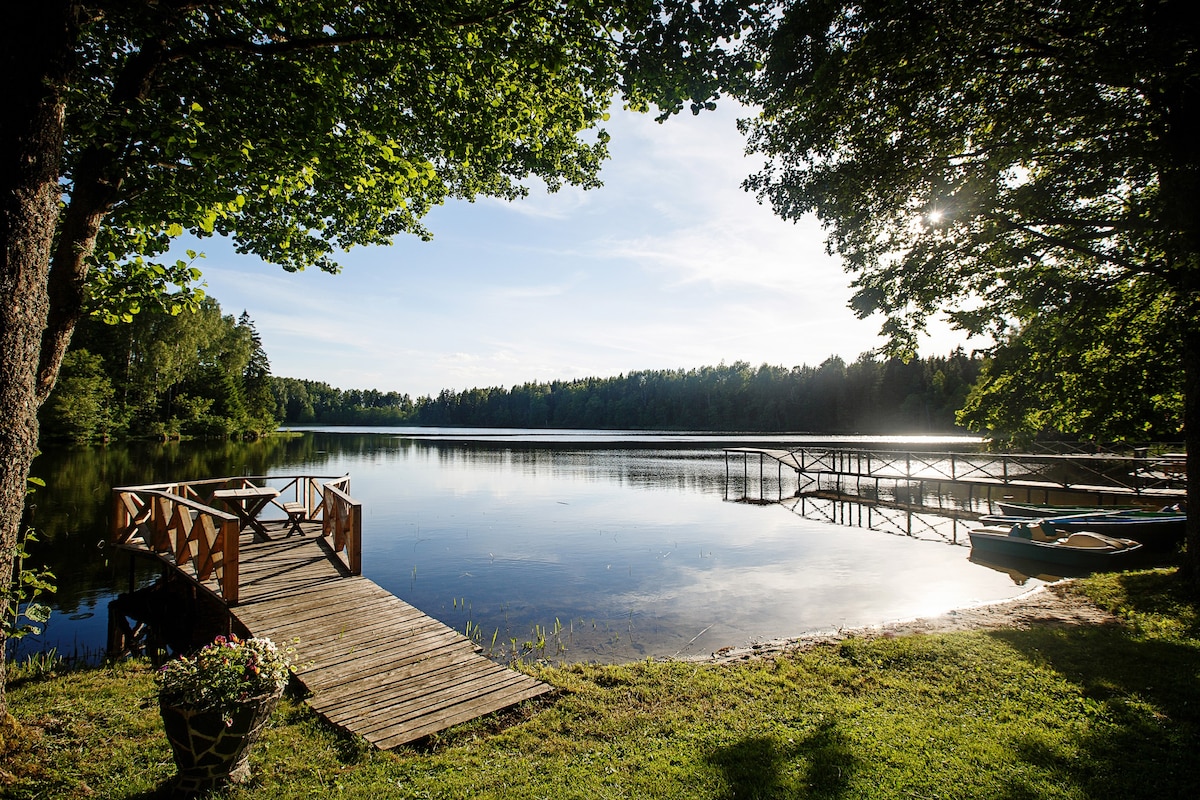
{"left": 3, "top": 569, "right": 1197, "bottom": 799}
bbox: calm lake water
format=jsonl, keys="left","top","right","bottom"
{"left": 15, "top": 428, "right": 1042, "bottom": 664}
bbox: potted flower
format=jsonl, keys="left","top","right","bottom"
{"left": 157, "top": 634, "right": 294, "bottom": 795}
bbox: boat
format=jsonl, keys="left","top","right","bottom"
{"left": 968, "top": 522, "right": 1144, "bottom": 570}
{"left": 978, "top": 509, "right": 1185, "bottom": 550}
{"left": 995, "top": 501, "right": 1148, "bottom": 517}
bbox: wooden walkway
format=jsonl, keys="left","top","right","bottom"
{"left": 109, "top": 475, "right": 553, "bottom": 748}
{"left": 222, "top": 522, "right": 553, "bottom": 749}
{"left": 108, "top": 515, "right": 550, "bottom": 750}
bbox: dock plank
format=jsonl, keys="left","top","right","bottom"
{"left": 215, "top": 524, "right": 552, "bottom": 748}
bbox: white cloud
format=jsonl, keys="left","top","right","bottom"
{"left": 171, "top": 101, "right": 972, "bottom": 398}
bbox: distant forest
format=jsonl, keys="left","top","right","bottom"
{"left": 42, "top": 293, "right": 984, "bottom": 442}
{"left": 272, "top": 351, "right": 982, "bottom": 434}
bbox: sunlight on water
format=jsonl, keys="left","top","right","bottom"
{"left": 21, "top": 431, "right": 1039, "bottom": 665}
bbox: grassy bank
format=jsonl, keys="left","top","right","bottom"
{"left": 4, "top": 569, "right": 1197, "bottom": 799}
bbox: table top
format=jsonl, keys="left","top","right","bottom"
{"left": 212, "top": 486, "right": 279, "bottom": 500}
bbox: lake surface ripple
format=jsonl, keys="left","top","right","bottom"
{"left": 19, "top": 429, "right": 1035, "bottom": 664}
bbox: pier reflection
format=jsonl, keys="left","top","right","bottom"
{"left": 774, "top": 494, "right": 979, "bottom": 546}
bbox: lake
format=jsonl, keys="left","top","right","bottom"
{"left": 15, "top": 428, "right": 1039, "bottom": 664}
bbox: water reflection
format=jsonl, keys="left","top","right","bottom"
{"left": 18, "top": 431, "right": 1035, "bottom": 665}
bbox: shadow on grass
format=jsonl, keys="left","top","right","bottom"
{"left": 987, "top": 623, "right": 1199, "bottom": 798}
{"left": 706, "top": 721, "right": 857, "bottom": 800}
{"left": 1103, "top": 569, "right": 1200, "bottom": 636}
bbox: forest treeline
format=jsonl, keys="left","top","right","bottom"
{"left": 42, "top": 296, "right": 982, "bottom": 442}
{"left": 40, "top": 299, "right": 277, "bottom": 442}
{"left": 272, "top": 352, "right": 982, "bottom": 433}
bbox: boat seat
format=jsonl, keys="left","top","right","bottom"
{"left": 1062, "top": 532, "right": 1134, "bottom": 550}
{"left": 1009, "top": 522, "right": 1061, "bottom": 542}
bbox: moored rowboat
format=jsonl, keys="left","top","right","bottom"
{"left": 978, "top": 510, "right": 1185, "bottom": 550}
{"left": 995, "top": 501, "right": 1148, "bottom": 517}
{"left": 968, "top": 523, "right": 1144, "bottom": 570}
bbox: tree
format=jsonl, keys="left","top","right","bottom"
{"left": 39, "top": 350, "right": 115, "bottom": 443}
{"left": 238, "top": 312, "right": 276, "bottom": 434}
{"left": 739, "top": 0, "right": 1199, "bottom": 582}
{"left": 959, "top": 281, "right": 1183, "bottom": 443}
{"left": 63, "top": 296, "right": 269, "bottom": 438}
{"left": 0, "top": 0, "right": 764, "bottom": 717}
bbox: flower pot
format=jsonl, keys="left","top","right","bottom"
{"left": 159, "top": 689, "right": 282, "bottom": 796}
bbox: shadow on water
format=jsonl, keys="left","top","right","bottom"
{"left": 706, "top": 722, "right": 858, "bottom": 800}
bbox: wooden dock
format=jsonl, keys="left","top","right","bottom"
{"left": 229, "top": 524, "right": 552, "bottom": 749}
{"left": 109, "top": 475, "right": 553, "bottom": 749}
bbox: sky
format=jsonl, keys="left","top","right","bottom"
{"left": 175, "top": 104, "right": 974, "bottom": 398}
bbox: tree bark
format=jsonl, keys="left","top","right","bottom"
{"left": 0, "top": 1, "right": 78, "bottom": 720}
{"left": 1184, "top": 321, "right": 1199, "bottom": 592}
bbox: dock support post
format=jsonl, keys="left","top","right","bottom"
{"left": 743, "top": 453, "right": 748, "bottom": 500}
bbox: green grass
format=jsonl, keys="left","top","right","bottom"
{"left": 4, "top": 569, "right": 1198, "bottom": 799}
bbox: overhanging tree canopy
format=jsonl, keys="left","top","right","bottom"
{"left": 738, "top": 0, "right": 1199, "bottom": 580}
{"left": 0, "top": 0, "right": 764, "bottom": 718}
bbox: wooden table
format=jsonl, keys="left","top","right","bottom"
{"left": 213, "top": 486, "right": 280, "bottom": 540}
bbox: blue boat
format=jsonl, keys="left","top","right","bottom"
{"left": 978, "top": 509, "right": 1185, "bottom": 550}
{"left": 968, "top": 522, "right": 1144, "bottom": 570}
{"left": 995, "top": 501, "right": 1149, "bottom": 517}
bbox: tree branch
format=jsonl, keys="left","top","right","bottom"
{"left": 165, "top": 0, "right": 543, "bottom": 62}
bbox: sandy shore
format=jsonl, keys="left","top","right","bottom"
{"left": 683, "top": 580, "right": 1120, "bottom": 664}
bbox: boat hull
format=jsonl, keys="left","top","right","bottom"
{"left": 968, "top": 527, "right": 1145, "bottom": 570}
{"left": 995, "top": 501, "right": 1146, "bottom": 517}
{"left": 978, "top": 512, "right": 1185, "bottom": 550}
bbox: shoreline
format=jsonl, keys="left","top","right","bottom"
{"left": 677, "top": 579, "right": 1120, "bottom": 664}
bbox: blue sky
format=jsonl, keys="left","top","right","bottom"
{"left": 179, "top": 104, "right": 973, "bottom": 398}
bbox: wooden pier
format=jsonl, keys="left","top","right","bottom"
{"left": 108, "top": 475, "right": 552, "bottom": 749}
{"left": 725, "top": 446, "right": 1186, "bottom": 510}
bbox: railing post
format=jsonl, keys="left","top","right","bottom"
{"left": 110, "top": 491, "right": 124, "bottom": 542}
{"left": 221, "top": 517, "right": 240, "bottom": 605}
{"left": 349, "top": 500, "right": 363, "bottom": 575}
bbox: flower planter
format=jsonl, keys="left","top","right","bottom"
{"left": 159, "top": 688, "right": 282, "bottom": 795}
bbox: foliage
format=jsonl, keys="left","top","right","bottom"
{"left": 156, "top": 636, "right": 294, "bottom": 725}
{"left": 62, "top": 0, "right": 763, "bottom": 310}
{"left": 37, "top": 350, "right": 115, "bottom": 443}
{"left": 1, "top": 528, "right": 56, "bottom": 644}
{"left": 2, "top": 479, "right": 56, "bottom": 644}
{"left": 276, "top": 351, "right": 982, "bottom": 433}
{"left": 737, "top": 0, "right": 1199, "bottom": 583}
{"left": 738, "top": 0, "right": 1199, "bottom": 433}
{"left": 42, "top": 299, "right": 279, "bottom": 442}
{"left": 7, "top": 570, "right": 1199, "bottom": 798}
{"left": 958, "top": 279, "right": 1184, "bottom": 444}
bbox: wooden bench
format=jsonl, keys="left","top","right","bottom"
{"left": 282, "top": 502, "right": 306, "bottom": 537}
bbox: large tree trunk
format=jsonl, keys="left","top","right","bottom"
{"left": 1183, "top": 317, "right": 1200, "bottom": 592}
{"left": 0, "top": 2, "right": 77, "bottom": 722}
{"left": 1152, "top": 0, "right": 1200, "bottom": 592}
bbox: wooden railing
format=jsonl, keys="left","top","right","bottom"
{"left": 110, "top": 488, "right": 242, "bottom": 602}
{"left": 321, "top": 476, "right": 361, "bottom": 575}
{"left": 111, "top": 473, "right": 359, "bottom": 604}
